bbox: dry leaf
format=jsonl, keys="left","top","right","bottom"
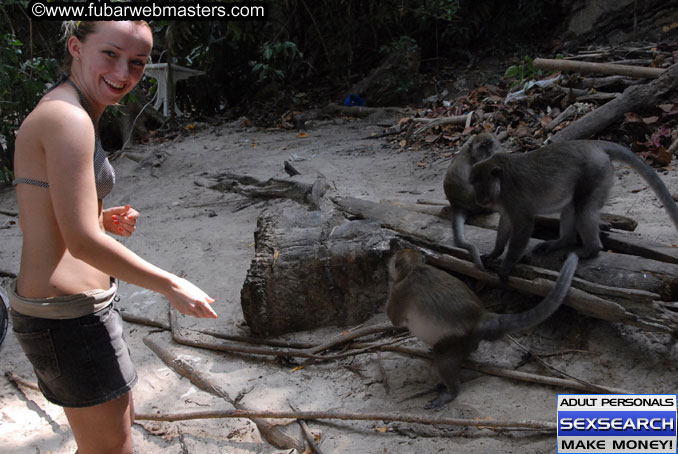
{"left": 649, "top": 147, "right": 672, "bottom": 166}
{"left": 296, "top": 132, "right": 308, "bottom": 138}
{"left": 399, "top": 139, "right": 407, "bottom": 147}
{"left": 416, "top": 162, "right": 427, "bottom": 168}
{"left": 291, "top": 366, "right": 305, "bottom": 372}
{"left": 623, "top": 112, "right": 643, "bottom": 123}
{"left": 375, "top": 427, "right": 388, "bottom": 433}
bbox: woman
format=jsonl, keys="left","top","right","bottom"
{"left": 10, "top": 21, "right": 217, "bottom": 454}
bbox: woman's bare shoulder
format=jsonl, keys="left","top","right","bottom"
{"left": 19, "top": 86, "right": 92, "bottom": 140}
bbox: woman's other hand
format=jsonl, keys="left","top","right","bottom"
{"left": 103, "top": 205, "right": 139, "bottom": 237}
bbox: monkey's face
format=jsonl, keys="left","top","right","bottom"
{"left": 469, "top": 134, "right": 503, "bottom": 163}
{"left": 470, "top": 165, "right": 501, "bottom": 208}
{"left": 389, "top": 249, "right": 424, "bottom": 282}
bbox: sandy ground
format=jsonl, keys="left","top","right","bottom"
{"left": 1, "top": 116, "right": 677, "bottom": 454}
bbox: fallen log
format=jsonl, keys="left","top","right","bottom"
{"left": 549, "top": 63, "right": 678, "bottom": 142}
{"left": 534, "top": 58, "right": 664, "bottom": 80}
{"left": 332, "top": 196, "right": 678, "bottom": 332}
{"left": 240, "top": 204, "right": 396, "bottom": 336}
{"left": 380, "top": 199, "right": 639, "bottom": 232}
{"left": 197, "top": 171, "right": 316, "bottom": 206}
{"left": 575, "top": 75, "right": 642, "bottom": 89}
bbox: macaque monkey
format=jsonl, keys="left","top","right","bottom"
{"left": 469, "top": 140, "right": 678, "bottom": 280}
{"left": 386, "top": 248, "right": 578, "bottom": 409}
{"left": 443, "top": 133, "right": 505, "bottom": 270}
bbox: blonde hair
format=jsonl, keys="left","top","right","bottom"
{"left": 60, "top": 21, "right": 151, "bottom": 69}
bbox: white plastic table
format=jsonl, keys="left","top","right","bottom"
{"left": 144, "top": 63, "right": 205, "bottom": 117}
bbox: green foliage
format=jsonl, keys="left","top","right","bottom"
{"left": 504, "top": 55, "right": 543, "bottom": 91}
{"left": 378, "top": 36, "right": 418, "bottom": 56}
{"left": 0, "top": 32, "right": 58, "bottom": 182}
{"left": 412, "top": 0, "right": 460, "bottom": 22}
{"left": 252, "top": 41, "right": 303, "bottom": 84}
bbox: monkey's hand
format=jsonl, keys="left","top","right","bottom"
{"left": 480, "top": 253, "right": 500, "bottom": 270}
{"left": 424, "top": 384, "right": 457, "bottom": 410}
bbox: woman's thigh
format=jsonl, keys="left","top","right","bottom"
{"left": 64, "top": 391, "right": 135, "bottom": 454}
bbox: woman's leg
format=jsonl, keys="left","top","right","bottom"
{"left": 64, "top": 391, "right": 135, "bottom": 454}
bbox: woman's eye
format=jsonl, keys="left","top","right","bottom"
{"left": 104, "top": 50, "right": 116, "bottom": 57}
{"left": 131, "top": 60, "right": 145, "bottom": 67}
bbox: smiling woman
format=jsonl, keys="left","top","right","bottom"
{"left": 10, "top": 21, "right": 217, "bottom": 454}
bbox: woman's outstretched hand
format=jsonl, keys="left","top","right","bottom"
{"left": 165, "top": 276, "right": 218, "bottom": 319}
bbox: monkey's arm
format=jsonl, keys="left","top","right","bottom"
{"left": 497, "top": 214, "right": 535, "bottom": 280}
{"left": 483, "top": 214, "right": 511, "bottom": 261}
{"left": 451, "top": 208, "right": 485, "bottom": 271}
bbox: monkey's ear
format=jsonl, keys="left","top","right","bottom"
{"left": 490, "top": 166, "right": 502, "bottom": 178}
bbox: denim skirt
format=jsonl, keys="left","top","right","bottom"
{"left": 11, "top": 303, "right": 137, "bottom": 408}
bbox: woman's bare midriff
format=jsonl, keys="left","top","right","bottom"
{"left": 15, "top": 187, "right": 110, "bottom": 298}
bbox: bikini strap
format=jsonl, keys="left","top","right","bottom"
{"left": 64, "top": 78, "right": 94, "bottom": 119}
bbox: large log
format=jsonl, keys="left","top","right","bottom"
{"left": 240, "top": 204, "right": 397, "bottom": 337}
{"left": 549, "top": 63, "right": 678, "bottom": 142}
{"left": 534, "top": 58, "right": 664, "bottom": 80}
{"left": 332, "top": 196, "right": 678, "bottom": 332}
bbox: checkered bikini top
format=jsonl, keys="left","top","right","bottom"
{"left": 13, "top": 78, "right": 115, "bottom": 200}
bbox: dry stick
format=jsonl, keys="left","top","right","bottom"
{"left": 134, "top": 408, "right": 557, "bottom": 432}
{"left": 5, "top": 371, "right": 40, "bottom": 392}
{"left": 544, "top": 104, "right": 577, "bottom": 132}
{"left": 410, "top": 113, "right": 492, "bottom": 138}
{"left": 168, "top": 322, "right": 629, "bottom": 396}
{"left": 127, "top": 306, "right": 622, "bottom": 397}
{"left": 144, "top": 329, "right": 306, "bottom": 452}
{"left": 289, "top": 401, "right": 325, "bottom": 454}
{"left": 120, "top": 311, "right": 314, "bottom": 349}
{"left": 121, "top": 311, "right": 170, "bottom": 330}
{"left": 534, "top": 58, "right": 665, "bottom": 79}
{"left": 364, "top": 343, "right": 630, "bottom": 395}
{"left": 505, "top": 336, "right": 631, "bottom": 395}
{"left": 461, "top": 362, "right": 631, "bottom": 395}
{"left": 310, "top": 323, "right": 405, "bottom": 354}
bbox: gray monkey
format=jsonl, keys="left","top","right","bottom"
{"left": 469, "top": 140, "right": 678, "bottom": 280}
{"left": 386, "top": 249, "right": 578, "bottom": 408}
{"left": 443, "top": 133, "right": 504, "bottom": 270}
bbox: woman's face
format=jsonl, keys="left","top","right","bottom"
{"left": 69, "top": 21, "right": 153, "bottom": 108}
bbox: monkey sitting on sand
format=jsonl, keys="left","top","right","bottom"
{"left": 386, "top": 248, "right": 578, "bottom": 409}
{"left": 469, "top": 140, "right": 678, "bottom": 280}
{"left": 443, "top": 133, "right": 504, "bottom": 270}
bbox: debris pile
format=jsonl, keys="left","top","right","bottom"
{"left": 392, "top": 42, "right": 678, "bottom": 165}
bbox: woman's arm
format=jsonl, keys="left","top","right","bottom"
{"left": 42, "top": 101, "right": 216, "bottom": 318}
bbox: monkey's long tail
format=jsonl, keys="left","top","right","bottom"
{"left": 451, "top": 208, "right": 486, "bottom": 271}
{"left": 604, "top": 142, "right": 678, "bottom": 231}
{"left": 478, "top": 252, "right": 578, "bottom": 341}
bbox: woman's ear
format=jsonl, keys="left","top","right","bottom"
{"left": 67, "top": 35, "right": 82, "bottom": 62}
